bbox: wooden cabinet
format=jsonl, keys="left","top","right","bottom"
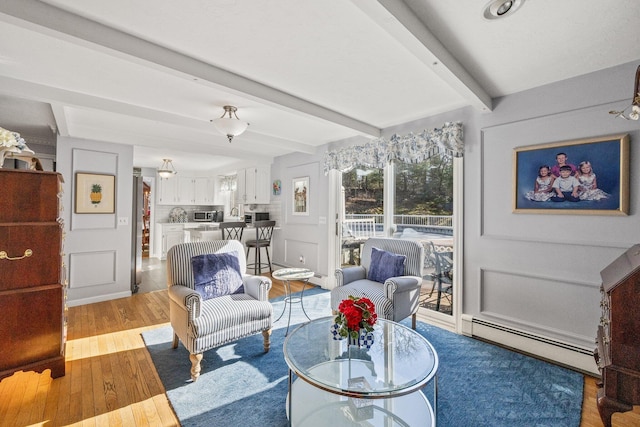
{"left": 594, "top": 244, "right": 640, "bottom": 426}
{"left": 238, "top": 166, "right": 270, "bottom": 204}
{"left": 0, "top": 169, "right": 65, "bottom": 380}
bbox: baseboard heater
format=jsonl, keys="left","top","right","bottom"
{"left": 464, "top": 316, "right": 599, "bottom": 375}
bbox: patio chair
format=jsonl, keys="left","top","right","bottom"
{"left": 428, "top": 242, "right": 453, "bottom": 312}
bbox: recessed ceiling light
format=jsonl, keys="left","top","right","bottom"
{"left": 483, "top": 0, "right": 526, "bottom": 20}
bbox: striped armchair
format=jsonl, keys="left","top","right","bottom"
{"left": 332, "top": 238, "right": 424, "bottom": 329}
{"left": 166, "top": 240, "right": 273, "bottom": 381}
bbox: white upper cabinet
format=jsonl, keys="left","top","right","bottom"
{"left": 157, "top": 176, "right": 179, "bottom": 205}
{"left": 194, "top": 177, "right": 214, "bottom": 205}
{"left": 237, "top": 165, "right": 270, "bottom": 204}
{"left": 179, "top": 177, "right": 196, "bottom": 204}
{"left": 157, "top": 175, "right": 215, "bottom": 205}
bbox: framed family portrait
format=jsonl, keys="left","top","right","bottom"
{"left": 292, "top": 176, "right": 309, "bottom": 216}
{"left": 75, "top": 172, "right": 116, "bottom": 214}
{"left": 513, "top": 134, "right": 629, "bottom": 215}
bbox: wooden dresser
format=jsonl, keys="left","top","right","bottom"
{"left": 0, "top": 169, "right": 66, "bottom": 380}
{"left": 595, "top": 244, "right": 640, "bottom": 426}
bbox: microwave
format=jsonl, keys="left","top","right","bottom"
{"left": 244, "top": 212, "right": 269, "bottom": 225}
{"left": 194, "top": 211, "right": 216, "bottom": 222}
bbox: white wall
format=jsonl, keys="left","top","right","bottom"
{"left": 57, "top": 137, "right": 134, "bottom": 306}
{"left": 463, "top": 61, "right": 640, "bottom": 371}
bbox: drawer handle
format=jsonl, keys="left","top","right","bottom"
{"left": 0, "top": 249, "right": 33, "bottom": 261}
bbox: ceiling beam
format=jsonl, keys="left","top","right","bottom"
{"left": 352, "top": 0, "right": 493, "bottom": 112}
{"left": 0, "top": 0, "right": 381, "bottom": 138}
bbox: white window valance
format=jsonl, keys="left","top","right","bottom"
{"left": 323, "top": 121, "right": 463, "bottom": 174}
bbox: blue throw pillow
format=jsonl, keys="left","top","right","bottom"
{"left": 367, "top": 247, "right": 406, "bottom": 283}
{"left": 191, "top": 251, "right": 244, "bottom": 300}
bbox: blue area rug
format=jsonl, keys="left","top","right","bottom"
{"left": 142, "top": 288, "right": 583, "bottom": 426}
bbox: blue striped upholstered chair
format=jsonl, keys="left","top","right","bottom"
{"left": 332, "top": 238, "right": 424, "bottom": 329}
{"left": 166, "top": 240, "right": 273, "bottom": 381}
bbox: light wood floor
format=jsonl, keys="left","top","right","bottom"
{"left": 1, "top": 276, "right": 639, "bottom": 426}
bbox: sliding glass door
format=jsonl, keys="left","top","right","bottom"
{"left": 393, "top": 157, "right": 454, "bottom": 316}
{"left": 340, "top": 167, "right": 383, "bottom": 267}
{"left": 335, "top": 154, "right": 457, "bottom": 320}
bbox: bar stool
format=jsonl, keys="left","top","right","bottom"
{"left": 246, "top": 220, "right": 276, "bottom": 275}
{"left": 219, "top": 221, "right": 246, "bottom": 241}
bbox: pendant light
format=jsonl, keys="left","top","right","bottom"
{"left": 157, "top": 158, "right": 177, "bottom": 178}
{"left": 211, "top": 105, "right": 249, "bottom": 143}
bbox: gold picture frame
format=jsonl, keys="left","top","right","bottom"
{"left": 513, "top": 134, "right": 629, "bottom": 215}
{"left": 75, "top": 172, "right": 116, "bottom": 214}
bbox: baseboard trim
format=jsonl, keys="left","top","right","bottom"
{"left": 467, "top": 316, "right": 599, "bottom": 375}
{"left": 67, "top": 290, "right": 132, "bottom": 307}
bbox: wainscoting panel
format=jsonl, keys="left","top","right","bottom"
{"left": 478, "top": 268, "right": 600, "bottom": 348}
{"left": 69, "top": 251, "right": 117, "bottom": 288}
{"left": 283, "top": 239, "right": 319, "bottom": 273}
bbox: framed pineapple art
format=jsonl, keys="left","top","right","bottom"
{"left": 75, "top": 172, "right": 116, "bottom": 214}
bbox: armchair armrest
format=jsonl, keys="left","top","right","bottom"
{"left": 243, "top": 275, "right": 272, "bottom": 301}
{"left": 335, "top": 266, "right": 366, "bottom": 287}
{"left": 168, "top": 284, "right": 202, "bottom": 321}
{"left": 383, "top": 276, "right": 422, "bottom": 299}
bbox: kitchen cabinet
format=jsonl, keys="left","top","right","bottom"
{"left": 194, "top": 177, "right": 214, "bottom": 205}
{"left": 179, "top": 177, "right": 196, "bottom": 204}
{"left": 157, "top": 176, "right": 214, "bottom": 205}
{"left": 157, "top": 223, "right": 185, "bottom": 259}
{"left": 238, "top": 166, "right": 270, "bottom": 204}
{"left": 157, "top": 176, "right": 179, "bottom": 205}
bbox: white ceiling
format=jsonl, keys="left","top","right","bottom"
{"left": 1, "top": 0, "right": 639, "bottom": 172}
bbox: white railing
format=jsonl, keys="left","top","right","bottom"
{"left": 342, "top": 218, "right": 377, "bottom": 239}
{"left": 345, "top": 214, "right": 453, "bottom": 228}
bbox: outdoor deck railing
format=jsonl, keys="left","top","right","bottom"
{"left": 345, "top": 214, "right": 453, "bottom": 234}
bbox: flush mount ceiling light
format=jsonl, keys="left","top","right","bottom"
{"left": 483, "top": 0, "right": 526, "bottom": 20}
{"left": 609, "top": 65, "right": 640, "bottom": 121}
{"left": 211, "top": 105, "right": 249, "bottom": 143}
{"left": 157, "top": 158, "right": 177, "bottom": 178}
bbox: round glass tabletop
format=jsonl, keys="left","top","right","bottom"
{"left": 272, "top": 267, "right": 314, "bottom": 281}
{"left": 284, "top": 316, "right": 438, "bottom": 398}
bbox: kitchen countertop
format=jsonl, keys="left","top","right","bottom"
{"left": 158, "top": 222, "right": 278, "bottom": 229}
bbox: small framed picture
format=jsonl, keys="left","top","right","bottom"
{"left": 75, "top": 172, "right": 116, "bottom": 214}
{"left": 273, "top": 179, "right": 281, "bottom": 195}
{"left": 292, "top": 176, "right": 309, "bottom": 216}
{"left": 513, "top": 134, "right": 629, "bottom": 215}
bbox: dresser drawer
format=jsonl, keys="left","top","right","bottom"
{"left": 0, "top": 170, "right": 62, "bottom": 222}
{"left": 0, "top": 223, "right": 62, "bottom": 290}
{"left": 0, "top": 285, "right": 63, "bottom": 372}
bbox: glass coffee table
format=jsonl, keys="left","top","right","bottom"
{"left": 284, "top": 316, "right": 438, "bottom": 426}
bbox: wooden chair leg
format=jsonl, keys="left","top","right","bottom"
{"left": 262, "top": 328, "right": 272, "bottom": 352}
{"left": 189, "top": 353, "right": 203, "bottom": 382}
{"left": 172, "top": 333, "right": 179, "bottom": 349}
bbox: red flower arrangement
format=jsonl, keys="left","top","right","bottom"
{"left": 335, "top": 295, "right": 378, "bottom": 340}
